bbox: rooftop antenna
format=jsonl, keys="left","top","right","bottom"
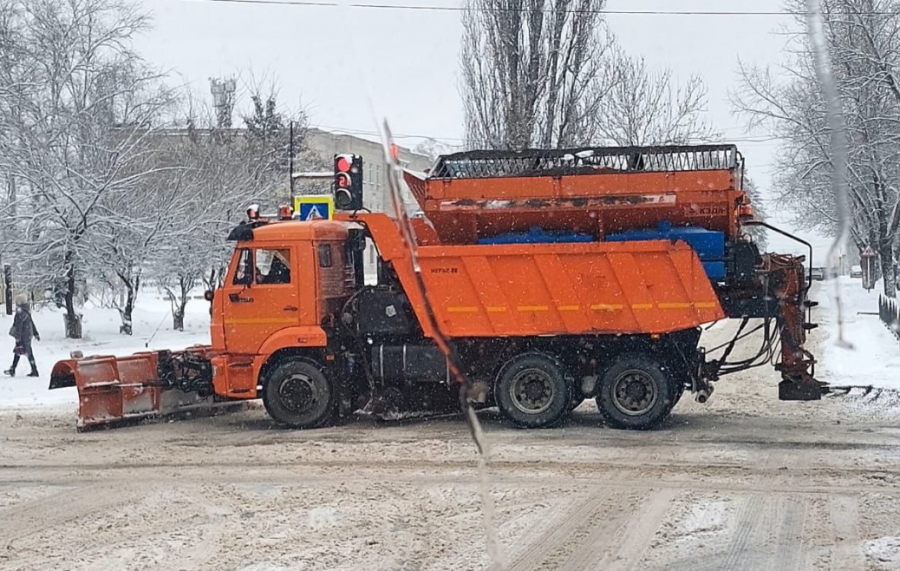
{"left": 209, "top": 77, "right": 236, "bottom": 129}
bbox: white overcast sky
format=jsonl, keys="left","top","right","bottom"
{"left": 138, "top": 0, "right": 834, "bottom": 256}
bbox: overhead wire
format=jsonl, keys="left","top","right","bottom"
{"left": 160, "top": 0, "right": 849, "bottom": 17}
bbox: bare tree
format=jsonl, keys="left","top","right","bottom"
{"left": 460, "top": 0, "right": 616, "bottom": 149}
{"left": 460, "top": 1, "right": 717, "bottom": 151}
{"left": 596, "top": 50, "right": 718, "bottom": 146}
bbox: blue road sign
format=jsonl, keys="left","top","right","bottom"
{"left": 294, "top": 195, "right": 335, "bottom": 221}
{"left": 299, "top": 202, "right": 329, "bottom": 221}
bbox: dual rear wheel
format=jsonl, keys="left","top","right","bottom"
{"left": 594, "top": 353, "right": 677, "bottom": 430}
{"left": 494, "top": 354, "right": 572, "bottom": 428}
{"left": 495, "top": 352, "right": 677, "bottom": 430}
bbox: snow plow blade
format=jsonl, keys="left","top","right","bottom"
{"left": 49, "top": 347, "right": 233, "bottom": 430}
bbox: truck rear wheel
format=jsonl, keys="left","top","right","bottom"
{"left": 595, "top": 354, "right": 674, "bottom": 430}
{"left": 495, "top": 353, "right": 570, "bottom": 428}
{"left": 263, "top": 359, "right": 334, "bottom": 429}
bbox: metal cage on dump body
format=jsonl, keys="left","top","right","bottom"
{"left": 428, "top": 144, "right": 742, "bottom": 179}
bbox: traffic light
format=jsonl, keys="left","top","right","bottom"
{"left": 334, "top": 154, "right": 363, "bottom": 211}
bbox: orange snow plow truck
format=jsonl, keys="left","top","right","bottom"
{"left": 51, "top": 145, "right": 825, "bottom": 431}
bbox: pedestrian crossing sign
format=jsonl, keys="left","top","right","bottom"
{"left": 294, "top": 195, "right": 334, "bottom": 221}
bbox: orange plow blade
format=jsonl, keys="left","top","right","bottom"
{"left": 49, "top": 348, "right": 233, "bottom": 430}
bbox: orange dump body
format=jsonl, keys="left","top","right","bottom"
{"left": 409, "top": 145, "right": 747, "bottom": 244}
{"left": 353, "top": 213, "right": 726, "bottom": 338}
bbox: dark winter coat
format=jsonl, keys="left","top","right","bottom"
{"left": 9, "top": 305, "right": 38, "bottom": 347}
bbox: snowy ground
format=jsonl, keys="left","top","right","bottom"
{"left": 815, "top": 276, "right": 900, "bottom": 393}
{"left": 0, "top": 292, "right": 209, "bottom": 409}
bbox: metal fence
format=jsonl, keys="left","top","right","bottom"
{"left": 879, "top": 295, "right": 900, "bottom": 344}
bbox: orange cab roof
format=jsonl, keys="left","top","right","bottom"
{"left": 250, "top": 219, "right": 349, "bottom": 242}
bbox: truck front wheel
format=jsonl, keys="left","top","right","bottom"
{"left": 263, "top": 359, "right": 334, "bottom": 429}
{"left": 595, "top": 354, "right": 674, "bottom": 430}
{"left": 495, "top": 354, "right": 570, "bottom": 428}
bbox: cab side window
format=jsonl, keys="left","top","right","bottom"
{"left": 255, "top": 249, "right": 292, "bottom": 285}
{"left": 233, "top": 249, "right": 252, "bottom": 285}
{"left": 318, "top": 244, "right": 333, "bottom": 268}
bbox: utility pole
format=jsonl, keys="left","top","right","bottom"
{"left": 289, "top": 121, "right": 295, "bottom": 196}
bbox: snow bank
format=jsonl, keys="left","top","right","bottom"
{"left": 865, "top": 536, "right": 900, "bottom": 570}
{"left": 816, "top": 277, "right": 900, "bottom": 392}
{"left": 0, "top": 292, "right": 209, "bottom": 410}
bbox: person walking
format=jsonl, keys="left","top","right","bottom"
{"left": 5, "top": 294, "right": 39, "bottom": 377}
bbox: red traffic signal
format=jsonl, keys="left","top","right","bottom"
{"left": 336, "top": 155, "right": 352, "bottom": 173}
{"left": 333, "top": 154, "right": 363, "bottom": 211}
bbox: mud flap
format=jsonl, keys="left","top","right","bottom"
{"left": 49, "top": 348, "right": 237, "bottom": 430}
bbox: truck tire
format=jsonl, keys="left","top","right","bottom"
{"left": 495, "top": 353, "right": 570, "bottom": 428}
{"left": 263, "top": 359, "right": 334, "bottom": 429}
{"left": 595, "top": 353, "right": 674, "bottom": 430}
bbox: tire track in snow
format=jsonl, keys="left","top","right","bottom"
{"left": 504, "top": 490, "right": 613, "bottom": 571}
{"left": 771, "top": 495, "right": 808, "bottom": 571}
{"left": 597, "top": 488, "right": 678, "bottom": 571}
{"left": 827, "top": 495, "right": 865, "bottom": 571}
{"left": 718, "top": 492, "right": 768, "bottom": 570}
{"left": 0, "top": 483, "right": 141, "bottom": 549}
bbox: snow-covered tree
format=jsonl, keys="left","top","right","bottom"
{"left": 734, "top": 0, "right": 900, "bottom": 295}
{"left": 0, "top": 0, "right": 175, "bottom": 337}
{"left": 742, "top": 172, "right": 770, "bottom": 251}
{"left": 413, "top": 138, "right": 456, "bottom": 163}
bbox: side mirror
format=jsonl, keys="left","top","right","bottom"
{"left": 203, "top": 290, "right": 214, "bottom": 302}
